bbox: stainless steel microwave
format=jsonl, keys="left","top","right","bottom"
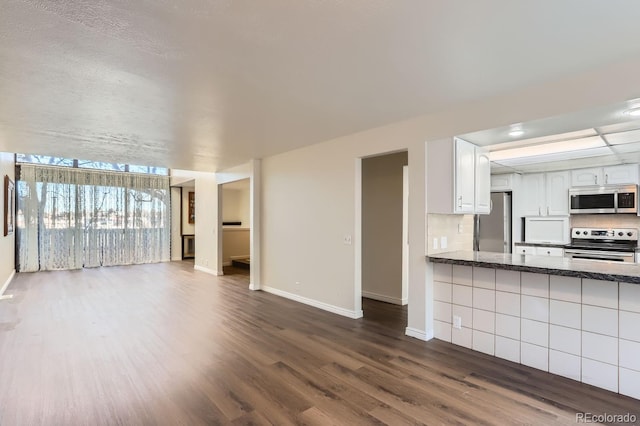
{"left": 569, "top": 184, "right": 638, "bottom": 214}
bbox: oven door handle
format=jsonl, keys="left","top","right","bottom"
{"left": 565, "top": 249, "right": 635, "bottom": 261}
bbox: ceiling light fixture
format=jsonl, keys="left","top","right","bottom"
{"left": 624, "top": 106, "right": 640, "bottom": 117}
{"left": 508, "top": 124, "right": 524, "bottom": 138}
{"left": 489, "top": 136, "right": 606, "bottom": 162}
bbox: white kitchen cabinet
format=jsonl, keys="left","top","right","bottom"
{"left": 571, "top": 164, "right": 639, "bottom": 186}
{"left": 603, "top": 164, "right": 639, "bottom": 185}
{"left": 524, "top": 216, "right": 570, "bottom": 244}
{"left": 427, "top": 137, "right": 491, "bottom": 215}
{"left": 534, "top": 246, "right": 564, "bottom": 257}
{"left": 474, "top": 148, "right": 491, "bottom": 214}
{"left": 516, "top": 246, "right": 536, "bottom": 255}
{"left": 491, "top": 174, "right": 513, "bottom": 191}
{"left": 520, "top": 171, "right": 569, "bottom": 216}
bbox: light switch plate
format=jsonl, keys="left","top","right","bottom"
{"left": 440, "top": 236, "right": 448, "bottom": 249}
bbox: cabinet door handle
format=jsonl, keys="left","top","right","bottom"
{"left": 605, "top": 174, "right": 608, "bottom": 184}
{"left": 547, "top": 251, "right": 551, "bottom": 255}
{"left": 547, "top": 206, "right": 550, "bottom": 216}
{"left": 538, "top": 206, "right": 541, "bottom": 216}
{"left": 457, "top": 195, "right": 462, "bottom": 209}
{"left": 595, "top": 175, "right": 598, "bottom": 185}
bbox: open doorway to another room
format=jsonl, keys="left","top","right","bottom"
{"left": 361, "top": 151, "right": 408, "bottom": 332}
{"left": 170, "top": 181, "right": 195, "bottom": 264}
{"left": 221, "top": 178, "right": 250, "bottom": 276}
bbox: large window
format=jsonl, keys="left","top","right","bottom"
{"left": 16, "top": 154, "right": 169, "bottom": 176}
{"left": 16, "top": 163, "right": 170, "bottom": 271}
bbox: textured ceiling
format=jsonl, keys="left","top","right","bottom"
{"left": 2, "top": 1, "right": 640, "bottom": 171}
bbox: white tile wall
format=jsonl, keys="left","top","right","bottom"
{"left": 582, "top": 332, "right": 618, "bottom": 365}
{"left": 434, "top": 320, "right": 452, "bottom": 342}
{"left": 549, "top": 276, "right": 581, "bottom": 303}
{"left": 495, "top": 336, "right": 520, "bottom": 363}
{"left": 549, "top": 300, "right": 581, "bottom": 329}
{"left": 452, "top": 326, "right": 472, "bottom": 348}
{"left": 550, "top": 350, "right": 581, "bottom": 381}
{"left": 582, "top": 279, "right": 618, "bottom": 309}
{"left": 620, "top": 283, "right": 640, "bottom": 313}
{"left": 473, "top": 330, "right": 495, "bottom": 355}
{"left": 452, "top": 284, "right": 472, "bottom": 307}
{"left": 521, "top": 272, "right": 549, "bottom": 298}
{"left": 496, "top": 291, "right": 520, "bottom": 317}
{"left": 619, "top": 339, "right": 640, "bottom": 372}
{"left": 521, "top": 295, "right": 549, "bottom": 323}
{"left": 473, "top": 309, "right": 495, "bottom": 334}
{"left": 620, "top": 368, "right": 640, "bottom": 399}
{"left": 431, "top": 265, "right": 640, "bottom": 399}
{"left": 522, "top": 319, "right": 548, "bottom": 347}
{"left": 496, "top": 270, "right": 520, "bottom": 293}
{"left": 452, "top": 265, "right": 472, "bottom": 286}
{"left": 434, "top": 263, "right": 453, "bottom": 283}
{"left": 473, "top": 288, "right": 495, "bottom": 311}
{"left": 496, "top": 313, "right": 520, "bottom": 340}
{"left": 620, "top": 311, "right": 640, "bottom": 343}
{"left": 521, "top": 342, "right": 548, "bottom": 371}
{"left": 434, "top": 281, "right": 452, "bottom": 303}
{"left": 434, "top": 301, "right": 452, "bottom": 323}
{"left": 549, "top": 325, "right": 581, "bottom": 356}
{"left": 582, "top": 305, "right": 618, "bottom": 337}
{"left": 473, "top": 267, "right": 495, "bottom": 289}
{"left": 452, "top": 304, "right": 472, "bottom": 328}
{"left": 583, "top": 358, "right": 618, "bottom": 392}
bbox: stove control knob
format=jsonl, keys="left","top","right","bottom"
{"left": 619, "top": 232, "right": 624, "bottom": 236}
{"left": 628, "top": 232, "right": 634, "bottom": 237}
{"left": 583, "top": 231, "right": 588, "bottom": 235}
{"left": 575, "top": 231, "right": 580, "bottom": 235}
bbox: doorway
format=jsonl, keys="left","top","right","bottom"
{"left": 360, "top": 151, "right": 408, "bottom": 330}
{"left": 220, "top": 178, "right": 251, "bottom": 276}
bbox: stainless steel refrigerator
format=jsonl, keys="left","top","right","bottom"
{"left": 474, "top": 192, "right": 512, "bottom": 253}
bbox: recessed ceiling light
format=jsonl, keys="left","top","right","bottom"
{"left": 508, "top": 129, "right": 524, "bottom": 137}
{"left": 625, "top": 106, "right": 640, "bottom": 117}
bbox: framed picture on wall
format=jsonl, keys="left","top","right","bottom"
{"left": 4, "top": 175, "right": 15, "bottom": 236}
{"left": 188, "top": 191, "right": 195, "bottom": 224}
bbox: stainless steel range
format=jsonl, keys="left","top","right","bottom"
{"left": 565, "top": 227, "right": 638, "bottom": 263}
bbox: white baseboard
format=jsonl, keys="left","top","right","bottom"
{"left": 405, "top": 327, "right": 434, "bottom": 341}
{"left": 262, "top": 285, "right": 363, "bottom": 319}
{"left": 194, "top": 265, "right": 222, "bottom": 276}
{"left": 362, "top": 291, "right": 406, "bottom": 305}
{"left": 0, "top": 270, "right": 16, "bottom": 298}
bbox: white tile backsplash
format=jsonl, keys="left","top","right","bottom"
{"left": 434, "top": 301, "right": 452, "bottom": 323}
{"left": 473, "top": 267, "right": 495, "bottom": 289}
{"left": 619, "top": 339, "right": 640, "bottom": 372}
{"left": 452, "top": 304, "right": 472, "bottom": 329}
{"left": 473, "top": 330, "right": 495, "bottom": 355}
{"left": 550, "top": 350, "right": 581, "bottom": 381}
{"left": 521, "top": 319, "right": 548, "bottom": 347}
{"left": 521, "top": 295, "right": 549, "bottom": 323}
{"left": 495, "top": 336, "right": 520, "bottom": 363}
{"left": 496, "top": 291, "right": 520, "bottom": 317}
{"left": 496, "top": 313, "right": 520, "bottom": 340}
{"left": 521, "top": 273, "right": 549, "bottom": 298}
{"left": 452, "top": 284, "right": 472, "bottom": 307}
{"left": 521, "top": 342, "right": 549, "bottom": 371}
{"left": 549, "top": 325, "right": 581, "bottom": 356}
{"left": 549, "top": 276, "right": 581, "bottom": 303}
{"left": 619, "top": 367, "right": 640, "bottom": 400}
{"left": 582, "top": 305, "right": 618, "bottom": 337}
{"left": 452, "top": 265, "right": 473, "bottom": 286}
{"left": 582, "top": 331, "right": 618, "bottom": 365}
{"left": 620, "top": 283, "right": 640, "bottom": 313}
{"left": 582, "top": 279, "right": 618, "bottom": 309}
{"left": 434, "top": 320, "right": 452, "bottom": 342}
{"left": 452, "top": 326, "right": 472, "bottom": 348}
{"left": 473, "top": 288, "right": 495, "bottom": 311}
{"left": 434, "top": 281, "right": 452, "bottom": 303}
{"left": 495, "top": 270, "right": 520, "bottom": 293}
{"left": 620, "top": 311, "right": 640, "bottom": 343}
{"left": 549, "top": 300, "right": 581, "bottom": 329}
{"left": 473, "top": 309, "right": 495, "bottom": 334}
{"left": 582, "top": 358, "right": 618, "bottom": 392}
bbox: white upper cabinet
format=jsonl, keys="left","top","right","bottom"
{"left": 520, "top": 171, "right": 569, "bottom": 217}
{"left": 571, "top": 164, "right": 638, "bottom": 186}
{"left": 474, "top": 148, "right": 491, "bottom": 214}
{"left": 545, "top": 171, "right": 570, "bottom": 216}
{"left": 490, "top": 173, "right": 513, "bottom": 191}
{"left": 454, "top": 138, "right": 476, "bottom": 213}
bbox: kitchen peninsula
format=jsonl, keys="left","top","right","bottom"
{"left": 427, "top": 250, "right": 640, "bottom": 400}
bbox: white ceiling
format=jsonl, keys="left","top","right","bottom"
{"left": 3, "top": 1, "right": 640, "bottom": 171}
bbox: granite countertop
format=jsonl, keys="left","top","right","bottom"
{"left": 514, "top": 242, "right": 569, "bottom": 248}
{"left": 427, "top": 250, "right": 640, "bottom": 284}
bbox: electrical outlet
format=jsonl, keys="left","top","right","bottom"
{"left": 440, "top": 236, "right": 448, "bottom": 249}
{"left": 343, "top": 235, "right": 352, "bottom": 245}
{"left": 433, "top": 238, "right": 438, "bottom": 249}
{"left": 453, "top": 315, "right": 462, "bottom": 330}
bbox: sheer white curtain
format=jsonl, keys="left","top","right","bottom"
{"left": 17, "top": 165, "right": 170, "bottom": 272}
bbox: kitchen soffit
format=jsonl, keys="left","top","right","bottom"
{"left": 459, "top": 99, "right": 640, "bottom": 174}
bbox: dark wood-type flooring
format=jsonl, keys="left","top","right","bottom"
{"left": 0, "top": 261, "right": 638, "bottom": 425}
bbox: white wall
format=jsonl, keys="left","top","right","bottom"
{"left": 222, "top": 183, "right": 250, "bottom": 227}
{"left": 362, "top": 152, "right": 408, "bottom": 305}
{"left": 222, "top": 229, "right": 250, "bottom": 265}
{"left": 0, "top": 152, "right": 16, "bottom": 295}
{"left": 260, "top": 57, "right": 640, "bottom": 338}
{"left": 194, "top": 172, "right": 219, "bottom": 275}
